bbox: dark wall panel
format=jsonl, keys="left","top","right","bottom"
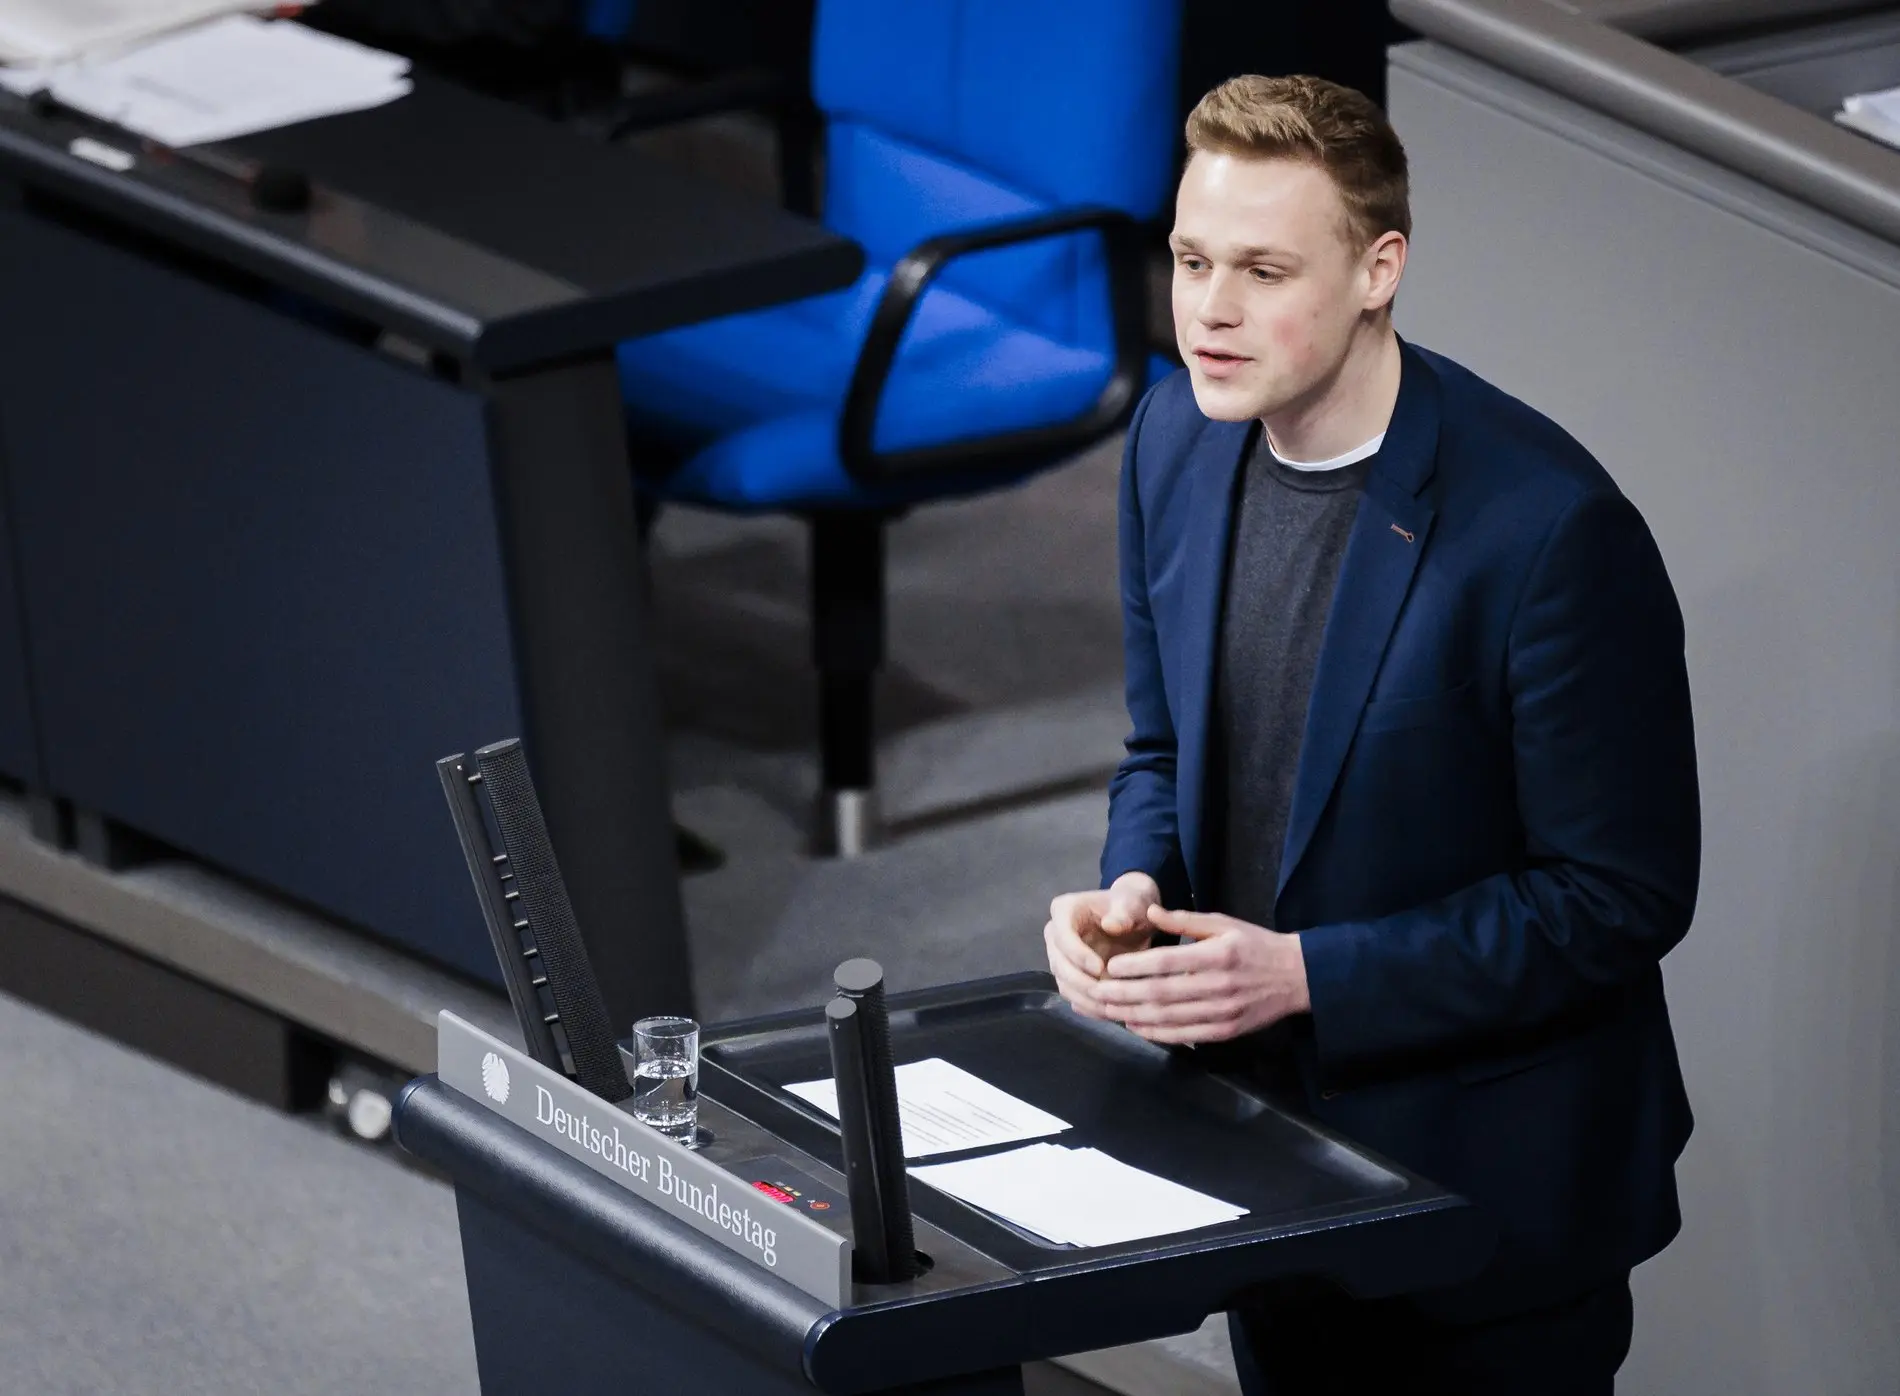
{"left": 0, "top": 204, "right": 523, "bottom": 982}
{"left": 1180, "top": 1, "right": 1414, "bottom": 114}
{"left": 0, "top": 415, "right": 36, "bottom": 785}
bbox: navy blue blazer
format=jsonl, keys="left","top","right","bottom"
{"left": 1101, "top": 340, "right": 1699, "bottom": 1320}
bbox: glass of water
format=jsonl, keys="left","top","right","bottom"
{"left": 631, "top": 1016, "right": 699, "bottom": 1145}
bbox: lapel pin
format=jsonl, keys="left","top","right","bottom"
{"left": 1390, "top": 523, "right": 1415, "bottom": 543}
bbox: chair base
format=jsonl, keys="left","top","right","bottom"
{"left": 819, "top": 787, "right": 879, "bottom": 859}
{"left": 810, "top": 513, "right": 885, "bottom": 860}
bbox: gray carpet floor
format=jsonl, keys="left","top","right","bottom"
{"left": 651, "top": 434, "right": 1133, "bottom": 1022}
{"left": 0, "top": 992, "right": 480, "bottom": 1396}
{"left": 0, "top": 428, "right": 1242, "bottom": 1394}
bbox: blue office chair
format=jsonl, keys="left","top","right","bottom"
{"left": 616, "top": 0, "right": 1181, "bottom": 854}
{"left": 579, "top": 0, "right": 636, "bottom": 38}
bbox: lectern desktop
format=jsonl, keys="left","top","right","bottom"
{"left": 412, "top": 744, "right": 1490, "bottom": 1393}
{"left": 397, "top": 974, "right": 1494, "bottom": 1395}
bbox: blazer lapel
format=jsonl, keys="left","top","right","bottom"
{"left": 1173, "top": 419, "right": 1254, "bottom": 906}
{"left": 1275, "top": 342, "right": 1443, "bottom": 906}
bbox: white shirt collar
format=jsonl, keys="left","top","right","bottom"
{"left": 1263, "top": 429, "right": 1386, "bottom": 472}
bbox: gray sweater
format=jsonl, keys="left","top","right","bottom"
{"left": 1211, "top": 428, "right": 1375, "bottom": 928}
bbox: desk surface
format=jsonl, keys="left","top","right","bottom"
{"left": 0, "top": 76, "right": 861, "bottom": 371}
{"left": 399, "top": 973, "right": 1493, "bottom": 1393}
{"left": 699, "top": 973, "right": 1485, "bottom": 1292}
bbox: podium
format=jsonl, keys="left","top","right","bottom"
{"left": 397, "top": 973, "right": 1493, "bottom": 1395}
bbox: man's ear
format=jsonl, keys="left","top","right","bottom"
{"left": 1364, "top": 231, "right": 1407, "bottom": 312}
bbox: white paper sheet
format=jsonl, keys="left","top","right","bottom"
{"left": 40, "top": 16, "right": 410, "bottom": 147}
{"left": 1837, "top": 86, "right": 1900, "bottom": 150}
{"left": 784, "top": 1057, "right": 1071, "bottom": 1159}
{"left": 0, "top": 61, "right": 47, "bottom": 93}
{"left": 0, "top": 0, "right": 265, "bottom": 66}
{"left": 911, "top": 1142, "right": 1248, "bottom": 1248}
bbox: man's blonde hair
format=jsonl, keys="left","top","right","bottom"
{"left": 1185, "top": 74, "right": 1411, "bottom": 254}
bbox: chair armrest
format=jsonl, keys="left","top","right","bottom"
{"left": 838, "top": 204, "right": 1150, "bottom": 485}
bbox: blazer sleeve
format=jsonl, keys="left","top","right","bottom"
{"left": 1099, "top": 384, "right": 1193, "bottom": 910}
{"left": 1301, "top": 487, "right": 1701, "bottom": 1072}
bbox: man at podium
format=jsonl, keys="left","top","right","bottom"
{"left": 1044, "top": 75, "right": 1699, "bottom": 1395}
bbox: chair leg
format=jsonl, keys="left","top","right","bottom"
{"left": 809, "top": 512, "right": 884, "bottom": 857}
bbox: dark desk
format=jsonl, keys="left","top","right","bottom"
{"left": 401, "top": 975, "right": 1493, "bottom": 1395}
{"left": 0, "top": 77, "right": 862, "bottom": 1027}
{"left": 0, "top": 469, "right": 33, "bottom": 786}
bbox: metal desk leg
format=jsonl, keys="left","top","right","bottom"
{"left": 479, "top": 355, "right": 693, "bottom": 1030}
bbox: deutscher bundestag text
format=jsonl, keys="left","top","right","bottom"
{"left": 535, "top": 1085, "right": 778, "bottom": 1266}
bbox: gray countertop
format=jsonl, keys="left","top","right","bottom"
{"left": 0, "top": 74, "right": 862, "bottom": 372}
{"left": 1391, "top": 0, "right": 1900, "bottom": 245}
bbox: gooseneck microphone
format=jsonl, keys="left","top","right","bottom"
{"left": 825, "top": 958, "right": 919, "bottom": 1283}
{"left": 437, "top": 739, "right": 631, "bottom": 1103}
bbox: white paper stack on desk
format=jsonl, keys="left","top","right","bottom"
{"left": 2, "top": 15, "right": 411, "bottom": 147}
{"left": 786, "top": 1057, "right": 1248, "bottom": 1247}
{"left": 912, "top": 1143, "right": 1249, "bottom": 1248}
{"left": 786, "top": 1057, "right": 1073, "bottom": 1159}
{"left": 0, "top": 0, "right": 264, "bottom": 66}
{"left": 1836, "top": 85, "right": 1900, "bottom": 150}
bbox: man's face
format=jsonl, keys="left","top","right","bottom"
{"left": 1169, "top": 151, "right": 1395, "bottom": 423}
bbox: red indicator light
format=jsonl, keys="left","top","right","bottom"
{"left": 752, "top": 1181, "right": 796, "bottom": 1204}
